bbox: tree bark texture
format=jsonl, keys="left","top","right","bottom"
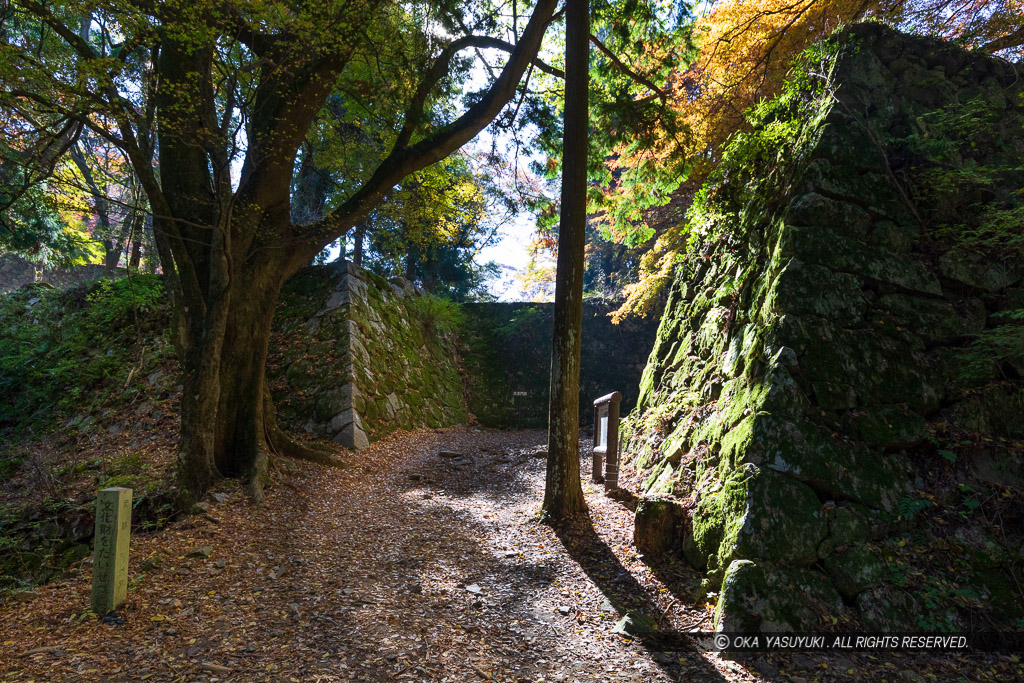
{"left": 543, "top": 0, "right": 589, "bottom": 522}
{"left": 353, "top": 223, "right": 366, "bottom": 266}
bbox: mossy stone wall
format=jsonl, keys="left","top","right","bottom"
{"left": 268, "top": 261, "right": 466, "bottom": 449}
{"left": 268, "top": 265, "right": 655, "bottom": 448}
{"left": 458, "top": 302, "right": 657, "bottom": 428}
{"left": 0, "top": 254, "right": 114, "bottom": 294}
{"left": 623, "top": 24, "right": 1024, "bottom": 632}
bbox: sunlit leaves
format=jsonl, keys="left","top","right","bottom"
{"left": 606, "top": 0, "right": 1024, "bottom": 319}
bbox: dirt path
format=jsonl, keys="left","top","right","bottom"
{"left": 2, "top": 427, "right": 1014, "bottom": 681}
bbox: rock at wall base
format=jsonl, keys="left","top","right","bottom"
{"left": 634, "top": 496, "right": 687, "bottom": 558}
{"left": 333, "top": 423, "right": 370, "bottom": 450}
{"left": 713, "top": 559, "right": 844, "bottom": 633}
{"left": 612, "top": 611, "right": 658, "bottom": 638}
{"left": 822, "top": 544, "right": 886, "bottom": 600}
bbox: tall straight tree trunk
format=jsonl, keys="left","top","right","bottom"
{"left": 129, "top": 234, "right": 142, "bottom": 269}
{"left": 128, "top": 210, "right": 144, "bottom": 270}
{"left": 353, "top": 223, "right": 366, "bottom": 266}
{"left": 543, "top": 0, "right": 589, "bottom": 522}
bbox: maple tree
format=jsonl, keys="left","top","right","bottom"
{"left": 513, "top": 0, "right": 1024, "bottom": 319}
{"left": 2, "top": 131, "right": 155, "bottom": 272}
{"left": 607, "top": 0, "right": 1024, "bottom": 320}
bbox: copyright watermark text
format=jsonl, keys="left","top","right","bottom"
{"left": 703, "top": 632, "right": 1021, "bottom": 652}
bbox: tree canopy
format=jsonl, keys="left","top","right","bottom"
{"left": 610, "top": 0, "right": 1024, "bottom": 318}
{"left": 515, "top": 0, "right": 1024, "bottom": 318}
{"left": 0, "top": 0, "right": 567, "bottom": 500}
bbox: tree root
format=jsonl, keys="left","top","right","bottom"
{"left": 263, "top": 385, "right": 345, "bottom": 468}
{"left": 268, "top": 427, "right": 346, "bottom": 468}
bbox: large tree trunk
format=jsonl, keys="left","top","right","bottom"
{"left": 542, "top": 0, "right": 589, "bottom": 522}
{"left": 173, "top": 256, "right": 230, "bottom": 502}
{"left": 173, "top": 248, "right": 285, "bottom": 504}
{"left": 103, "top": 240, "right": 120, "bottom": 272}
{"left": 211, "top": 266, "right": 282, "bottom": 489}
{"left": 173, "top": 266, "right": 276, "bottom": 503}
{"left": 174, "top": 250, "right": 339, "bottom": 505}
{"left": 175, "top": 312, "right": 227, "bottom": 501}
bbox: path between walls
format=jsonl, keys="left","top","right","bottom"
{"left": 1, "top": 428, "right": 1015, "bottom": 681}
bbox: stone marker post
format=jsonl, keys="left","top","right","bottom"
{"left": 593, "top": 392, "right": 623, "bottom": 490}
{"left": 91, "top": 487, "right": 132, "bottom": 614}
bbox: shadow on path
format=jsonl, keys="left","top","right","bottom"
{"left": 413, "top": 429, "right": 728, "bottom": 681}
{"left": 550, "top": 514, "right": 726, "bottom": 681}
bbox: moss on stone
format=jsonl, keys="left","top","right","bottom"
{"left": 828, "top": 504, "right": 872, "bottom": 547}
{"left": 687, "top": 464, "right": 826, "bottom": 572}
{"left": 634, "top": 496, "right": 686, "bottom": 557}
{"left": 852, "top": 405, "right": 927, "bottom": 449}
{"left": 823, "top": 544, "right": 886, "bottom": 599}
{"left": 713, "top": 559, "right": 843, "bottom": 632}
{"left": 855, "top": 586, "right": 920, "bottom": 631}
{"left": 945, "top": 385, "right": 1024, "bottom": 439}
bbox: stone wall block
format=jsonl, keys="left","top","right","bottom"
{"left": 619, "top": 24, "right": 1024, "bottom": 631}
{"left": 634, "top": 496, "right": 687, "bottom": 557}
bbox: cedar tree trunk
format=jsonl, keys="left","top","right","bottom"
{"left": 543, "top": 0, "right": 589, "bottom": 522}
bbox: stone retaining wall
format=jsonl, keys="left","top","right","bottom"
{"left": 268, "top": 261, "right": 466, "bottom": 449}
{"left": 0, "top": 254, "right": 113, "bottom": 293}
{"left": 623, "top": 24, "right": 1024, "bottom": 631}
{"left": 268, "top": 265, "right": 658, "bottom": 447}
{"left": 458, "top": 302, "right": 657, "bottom": 428}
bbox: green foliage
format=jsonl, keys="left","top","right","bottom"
{"left": 900, "top": 96, "right": 1024, "bottom": 254}
{"left": 0, "top": 274, "right": 169, "bottom": 429}
{"left": 0, "top": 455, "right": 23, "bottom": 483}
{"left": 528, "top": 0, "right": 697, "bottom": 237}
{"left": 668, "top": 33, "right": 845, "bottom": 280}
{"left": 915, "top": 583, "right": 970, "bottom": 632}
{"left": 0, "top": 180, "right": 101, "bottom": 267}
{"left": 957, "top": 314, "right": 1024, "bottom": 382}
{"left": 84, "top": 277, "right": 165, "bottom": 329}
{"left": 107, "top": 451, "right": 144, "bottom": 476}
{"left": 897, "top": 496, "right": 932, "bottom": 521}
{"left": 407, "top": 294, "right": 464, "bottom": 336}
{"left": 493, "top": 306, "right": 545, "bottom": 340}
{"left": 956, "top": 483, "right": 983, "bottom": 519}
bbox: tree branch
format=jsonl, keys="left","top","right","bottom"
{"left": 981, "top": 26, "right": 1024, "bottom": 54}
{"left": 19, "top": 0, "right": 97, "bottom": 60}
{"left": 589, "top": 34, "right": 665, "bottom": 98}
{"left": 299, "top": 0, "right": 561, "bottom": 255}
{"left": 394, "top": 34, "right": 564, "bottom": 151}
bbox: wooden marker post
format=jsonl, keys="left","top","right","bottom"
{"left": 91, "top": 487, "right": 132, "bottom": 614}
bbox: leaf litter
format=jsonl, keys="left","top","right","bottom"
{"left": 1, "top": 426, "right": 1019, "bottom": 682}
